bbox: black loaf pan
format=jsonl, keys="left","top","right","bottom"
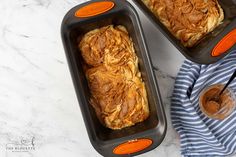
{"left": 61, "top": 0, "right": 166, "bottom": 156}
{"left": 133, "top": 0, "right": 236, "bottom": 64}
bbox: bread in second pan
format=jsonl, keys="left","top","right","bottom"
{"left": 79, "top": 25, "right": 149, "bottom": 130}
{"left": 142, "top": 0, "right": 224, "bottom": 47}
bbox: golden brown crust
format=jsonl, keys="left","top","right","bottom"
{"left": 142, "top": 0, "right": 224, "bottom": 47}
{"left": 79, "top": 25, "right": 149, "bottom": 130}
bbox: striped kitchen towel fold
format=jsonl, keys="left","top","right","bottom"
{"left": 171, "top": 50, "right": 236, "bottom": 157}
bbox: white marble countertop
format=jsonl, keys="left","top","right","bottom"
{"left": 0, "top": 0, "right": 186, "bottom": 156}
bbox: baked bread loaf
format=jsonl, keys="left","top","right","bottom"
{"left": 142, "top": 0, "right": 224, "bottom": 47}
{"left": 79, "top": 25, "right": 149, "bottom": 130}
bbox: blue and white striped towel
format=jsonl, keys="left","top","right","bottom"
{"left": 171, "top": 50, "right": 236, "bottom": 157}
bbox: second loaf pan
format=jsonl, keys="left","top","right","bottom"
{"left": 133, "top": 0, "right": 236, "bottom": 64}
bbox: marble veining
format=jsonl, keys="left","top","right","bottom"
{"left": 0, "top": 0, "right": 231, "bottom": 157}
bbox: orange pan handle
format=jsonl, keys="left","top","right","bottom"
{"left": 212, "top": 29, "right": 236, "bottom": 57}
{"left": 113, "top": 139, "right": 153, "bottom": 155}
{"left": 74, "top": 1, "right": 115, "bottom": 18}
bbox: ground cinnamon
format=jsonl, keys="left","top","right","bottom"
{"left": 199, "top": 84, "right": 235, "bottom": 120}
